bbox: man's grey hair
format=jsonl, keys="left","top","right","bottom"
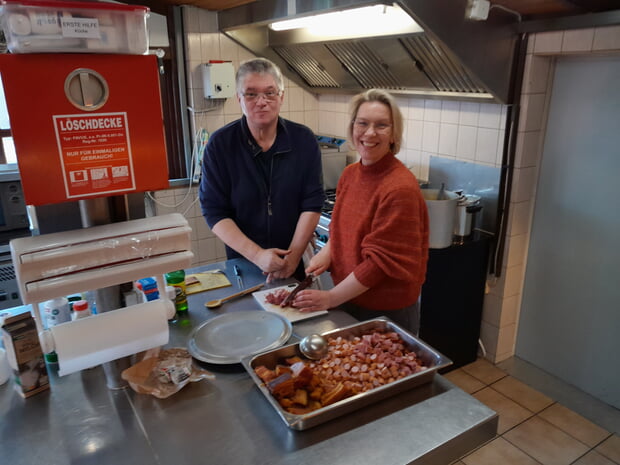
{"left": 236, "top": 57, "right": 284, "bottom": 93}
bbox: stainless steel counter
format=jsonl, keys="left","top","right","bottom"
{"left": 0, "top": 258, "right": 497, "bottom": 465}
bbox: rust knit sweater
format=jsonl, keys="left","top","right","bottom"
{"left": 329, "top": 153, "right": 429, "bottom": 311}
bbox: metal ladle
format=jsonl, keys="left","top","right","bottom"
{"left": 299, "top": 333, "right": 328, "bottom": 360}
{"left": 204, "top": 283, "right": 264, "bottom": 309}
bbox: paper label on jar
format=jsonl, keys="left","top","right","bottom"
{"left": 61, "top": 17, "right": 100, "bottom": 39}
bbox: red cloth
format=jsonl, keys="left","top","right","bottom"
{"left": 329, "top": 154, "right": 429, "bottom": 311}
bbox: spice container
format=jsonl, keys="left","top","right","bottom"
{"left": 165, "top": 270, "right": 188, "bottom": 313}
{"left": 71, "top": 300, "right": 91, "bottom": 320}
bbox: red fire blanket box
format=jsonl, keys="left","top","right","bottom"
{"left": 0, "top": 53, "right": 169, "bottom": 206}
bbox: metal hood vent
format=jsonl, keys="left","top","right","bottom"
{"left": 219, "top": 1, "right": 520, "bottom": 103}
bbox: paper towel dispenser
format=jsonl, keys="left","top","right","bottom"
{"left": 9, "top": 213, "right": 194, "bottom": 376}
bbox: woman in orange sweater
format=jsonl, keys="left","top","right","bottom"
{"left": 293, "top": 89, "right": 429, "bottom": 334}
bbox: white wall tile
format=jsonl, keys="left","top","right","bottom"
{"left": 405, "top": 119, "right": 423, "bottom": 150}
{"left": 505, "top": 233, "right": 528, "bottom": 268}
{"left": 499, "top": 295, "right": 520, "bottom": 327}
{"left": 562, "top": 29, "right": 594, "bottom": 52}
{"left": 476, "top": 128, "right": 500, "bottom": 165}
{"left": 185, "top": 32, "right": 202, "bottom": 62}
{"left": 423, "top": 99, "right": 441, "bottom": 122}
{"left": 495, "top": 323, "right": 518, "bottom": 362}
{"left": 456, "top": 125, "right": 477, "bottom": 160}
{"left": 482, "top": 292, "right": 502, "bottom": 327}
{"left": 303, "top": 91, "right": 319, "bottom": 112}
{"left": 508, "top": 200, "right": 532, "bottom": 237}
{"left": 478, "top": 103, "right": 502, "bottom": 129}
{"left": 421, "top": 121, "right": 440, "bottom": 152}
{"left": 287, "top": 87, "right": 305, "bottom": 112}
{"left": 459, "top": 101, "right": 479, "bottom": 126}
{"left": 408, "top": 98, "right": 425, "bottom": 120}
{"left": 511, "top": 166, "right": 538, "bottom": 203}
{"left": 395, "top": 97, "right": 409, "bottom": 119}
{"left": 438, "top": 123, "right": 458, "bottom": 156}
{"left": 219, "top": 35, "right": 239, "bottom": 62}
{"left": 503, "top": 263, "right": 525, "bottom": 298}
{"left": 514, "top": 130, "right": 541, "bottom": 168}
{"left": 418, "top": 152, "right": 431, "bottom": 181}
{"left": 440, "top": 100, "right": 460, "bottom": 124}
{"left": 592, "top": 25, "right": 620, "bottom": 51}
{"left": 533, "top": 31, "right": 564, "bottom": 54}
{"left": 200, "top": 33, "right": 220, "bottom": 62}
{"left": 305, "top": 110, "right": 319, "bottom": 133}
{"left": 519, "top": 93, "right": 546, "bottom": 132}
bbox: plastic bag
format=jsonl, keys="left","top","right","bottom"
{"left": 121, "top": 347, "right": 214, "bottom": 399}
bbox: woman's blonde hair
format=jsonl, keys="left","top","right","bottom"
{"left": 347, "top": 89, "right": 404, "bottom": 155}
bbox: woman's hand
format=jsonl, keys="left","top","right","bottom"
{"left": 293, "top": 289, "right": 332, "bottom": 313}
{"left": 305, "top": 246, "right": 331, "bottom": 277}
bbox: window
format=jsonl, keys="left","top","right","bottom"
{"left": 0, "top": 74, "right": 17, "bottom": 166}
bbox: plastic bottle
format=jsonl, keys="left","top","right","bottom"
{"left": 71, "top": 300, "right": 92, "bottom": 320}
{"left": 44, "top": 297, "right": 71, "bottom": 327}
{"left": 165, "top": 270, "right": 188, "bottom": 313}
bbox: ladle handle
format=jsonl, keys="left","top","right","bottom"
{"left": 221, "top": 283, "right": 264, "bottom": 303}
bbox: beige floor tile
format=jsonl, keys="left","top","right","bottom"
{"left": 503, "top": 416, "right": 590, "bottom": 465}
{"left": 596, "top": 434, "right": 620, "bottom": 463}
{"left": 461, "top": 437, "right": 539, "bottom": 465}
{"left": 461, "top": 358, "right": 507, "bottom": 385}
{"left": 538, "top": 403, "right": 611, "bottom": 447}
{"left": 473, "top": 387, "right": 534, "bottom": 434}
{"left": 444, "top": 368, "right": 486, "bottom": 394}
{"left": 491, "top": 376, "right": 554, "bottom": 413}
{"left": 573, "top": 450, "right": 617, "bottom": 465}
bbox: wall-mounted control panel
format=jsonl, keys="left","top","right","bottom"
{"left": 202, "top": 62, "right": 235, "bottom": 99}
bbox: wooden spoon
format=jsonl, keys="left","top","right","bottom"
{"left": 204, "top": 283, "right": 264, "bottom": 308}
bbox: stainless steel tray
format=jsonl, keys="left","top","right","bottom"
{"left": 241, "top": 318, "right": 452, "bottom": 430}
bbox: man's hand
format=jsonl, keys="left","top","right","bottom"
{"left": 254, "top": 248, "right": 291, "bottom": 275}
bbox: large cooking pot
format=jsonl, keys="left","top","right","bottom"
{"left": 454, "top": 194, "right": 482, "bottom": 241}
{"left": 421, "top": 188, "right": 458, "bottom": 249}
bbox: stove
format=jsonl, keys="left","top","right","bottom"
{"left": 314, "top": 189, "right": 336, "bottom": 250}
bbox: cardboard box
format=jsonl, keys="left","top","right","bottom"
{"left": 1, "top": 311, "right": 49, "bottom": 398}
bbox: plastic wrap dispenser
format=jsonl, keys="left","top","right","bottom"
{"left": 9, "top": 213, "right": 193, "bottom": 376}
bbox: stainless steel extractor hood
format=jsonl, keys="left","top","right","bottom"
{"left": 218, "top": 0, "right": 520, "bottom": 104}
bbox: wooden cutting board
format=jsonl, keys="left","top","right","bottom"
{"left": 185, "top": 272, "right": 232, "bottom": 295}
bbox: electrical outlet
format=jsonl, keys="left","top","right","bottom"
{"left": 467, "top": 0, "right": 490, "bottom": 21}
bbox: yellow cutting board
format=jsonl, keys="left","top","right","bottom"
{"left": 185, "top": 272, "right": 232, "bottom": 295}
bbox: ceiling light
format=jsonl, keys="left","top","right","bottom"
{"left": 269, "top": 4, "right": 422, "bottom": 38}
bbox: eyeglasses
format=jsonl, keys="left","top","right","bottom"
{"left": 352, "top": 119, "right": 392, "bottom": 134}
{"left": 240, "top": 90, "right": 282, "bottom": 102}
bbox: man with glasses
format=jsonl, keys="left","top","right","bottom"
{"left": 199, "top": 58, "right": 324, "bottom": 282}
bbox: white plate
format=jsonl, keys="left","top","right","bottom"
{"left": 252, "top": 284, "right": 328, "bottom": 323}
{"left": 188, "top": 311, "right": 292, "bottom": 364}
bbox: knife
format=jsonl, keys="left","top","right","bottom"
{"left": 280, "top": 274, "right": 314, "bottom": 307}
{"left": 233, "top": 264, "right": 244, "bottom": 289}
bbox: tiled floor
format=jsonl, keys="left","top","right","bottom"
{"left": 446, "top": 358, "right": 620, "bottom": 465}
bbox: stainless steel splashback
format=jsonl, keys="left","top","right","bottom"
{"left": 428, "top": 157, "right": 500, "bottom": 235}
{"left": 218, "top": 0, "right": 520, "bottom": 103}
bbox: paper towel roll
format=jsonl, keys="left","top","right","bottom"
{"left": 50, "top": 300, "right": 171, "bottom": 376}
